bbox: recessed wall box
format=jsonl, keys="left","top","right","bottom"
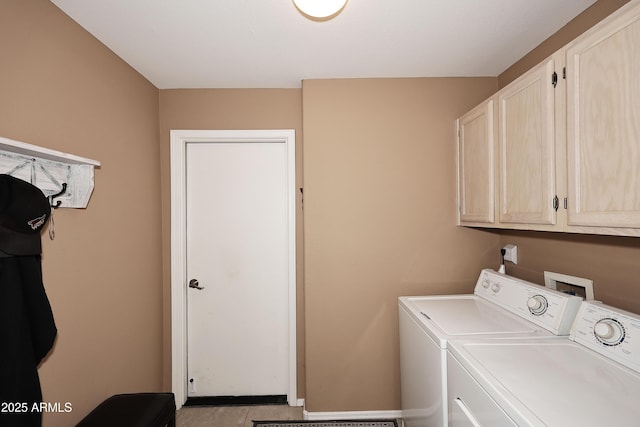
{"left": 544, "top": 271, "right": 594, "bottom": 300}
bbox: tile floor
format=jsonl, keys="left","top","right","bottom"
{"left": 176, "top": 404, "right": 304, "bottom": 427}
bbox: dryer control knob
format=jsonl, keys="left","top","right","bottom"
{"left": 482, "top": 280, "right": 491, "bottom": 289}
{"left": 527, "top": 295, "right": 548, "bottom": 316}
{"left": 491, "top": 283, "right": 501, "bottom": 293}
{"left": 594, "top": 319, "right": 625, "bottom": 346}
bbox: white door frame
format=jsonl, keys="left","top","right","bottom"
{"left": 170, "top": 129, "right": 297, "bottom": 408}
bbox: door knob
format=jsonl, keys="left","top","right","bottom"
{"left": 188, "top": 279, "right": 205, "bottom": 290}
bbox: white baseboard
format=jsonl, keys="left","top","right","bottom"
{"left": 303, "top": 408, "right": 403, "bottom": 421}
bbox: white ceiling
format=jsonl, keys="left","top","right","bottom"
{"left": 50, "top": 0, "right": 598, "bottom": 89}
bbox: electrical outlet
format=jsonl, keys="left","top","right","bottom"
{"left": 503, "top": 244, "right": 518, "bottom": 264}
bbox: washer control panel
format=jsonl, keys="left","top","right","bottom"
{"left": 571, "top": 301, "right": 640, "bottom": 373}
{"left": 474, "top": 269, "right": 583, "bottom": 335}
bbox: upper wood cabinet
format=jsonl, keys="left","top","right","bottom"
{"left": 457, "top": 0, "right": 640, "bottom": 237}
{"left": 457, "top": 56, "right": 561, "bottom": 231}
{"left": 498, "top": 58, "right": 557, "bottom": 226}
{"left": 457, "top": 99, "right": 495, "bottom": 225}
{"left": 566, "top": 0, "right": 640, "bottom": 231}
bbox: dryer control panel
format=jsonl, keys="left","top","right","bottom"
{"left": 474, "top": 269, "right": 583, "bottom": 335}
{"left": 571, "top": 301, "right": 640, "bottom": 373}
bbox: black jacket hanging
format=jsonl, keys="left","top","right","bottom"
{"left": 0, "top": 255, "right": 57, "bottom": 427}
{"left": 0, "top": 175, "right": 56, "bottom": 427}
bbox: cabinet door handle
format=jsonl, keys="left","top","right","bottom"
{"left": 553, "top": 195, "right": 559, "bottom": 211}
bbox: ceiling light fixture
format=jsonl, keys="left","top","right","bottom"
{"left": 293, "top": 0, "right": 348, "bottom": 19}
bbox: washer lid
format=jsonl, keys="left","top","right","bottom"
{"left": 451, "top": 339, "right": 640, "bottom": 426}
{"left": 407, "top": 296, "right": 541, "bottom": 336}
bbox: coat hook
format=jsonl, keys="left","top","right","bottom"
{"left": 49, "top": 182, "right": 67, "bottom": 209}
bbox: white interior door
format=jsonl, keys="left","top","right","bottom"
{"left": 178, "top": 133, "right": 294, "bottom": 401}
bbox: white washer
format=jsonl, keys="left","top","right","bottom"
{"left": 399, "top": 269, "right": 583, "bottom": 427}
{"left": 447, "top": 300, "right": 640, "bottom": 426}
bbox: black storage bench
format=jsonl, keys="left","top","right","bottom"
{"left": 76, "top": 393, "right": 176, "bottom": 427}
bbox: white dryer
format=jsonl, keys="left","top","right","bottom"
{"left": 447, "top": 300, "right": 640, "bottom": 426}
{"left": 398, "top": 269, "right": 583, "bottom": 427}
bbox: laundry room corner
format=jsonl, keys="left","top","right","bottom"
{"left": 301, "top": 77, "right": 502, "bottom": 414}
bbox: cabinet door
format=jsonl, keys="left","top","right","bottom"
{"left": 566, "top": 2, "right": 640, "bottom": 228}
{"left": 457, "top": 99, "right": 495, "bottom": 224}
{"left": 498, "top": 58, "right": 557, "bottom": 225}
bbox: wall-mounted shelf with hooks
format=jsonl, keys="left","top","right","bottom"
{"left": 0, "top": 136, "right": 101, "bottom": 209}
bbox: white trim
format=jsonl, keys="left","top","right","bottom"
{"left": 304, "top": 409, "right": 403, "bottom": 421}
{"left": 170, "top": 129, "right": 297, "bottom": 409}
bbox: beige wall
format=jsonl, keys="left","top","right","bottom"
{"left": 157, "top": 89, "right": 305, "bottom": 394}
{"left": 302, "top": 78, "right": 500, "bottom": 411}
{"left": 0, "top": 1, "right": 162, "bottom": 426}
{"left": 495, "top": 0, "right": 640, "bottom": 316}
{"left": 497, "top": 231, "right": 640, "bottom": 313}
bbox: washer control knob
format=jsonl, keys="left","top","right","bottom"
{"left": 594, "top": 318, "right": 625, "bottom": 346}
{"left": 527, "top": 295, "right": 548, "bottom": 316}
{"left": 491, "top": 283, "right": 501, "bottom": 293}
{"left": 482, "top": 280, "right": 491, "bottom": 289}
